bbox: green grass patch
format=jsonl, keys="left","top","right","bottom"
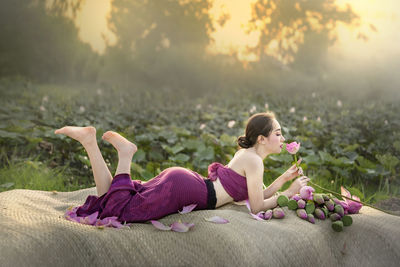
{"left": 0, "top": 158, "right": 84, "bottom": 193}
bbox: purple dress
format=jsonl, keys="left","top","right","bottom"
{"left": 65, "top": 162, "right": 248, "bottom": 226}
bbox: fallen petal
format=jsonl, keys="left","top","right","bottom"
{"left": 178, "top": 204, "right": 198, "bottom": 214}
{"left": 150, "top": 220, "right": 172, "bottom": 231}
{"left": 250, "top": 213, "right": 265, "bottom": 221}
{"left": 183, "top": 222, "right": 195, "bottom": 229}
{"left": 205, "top": 216, "right": 230, "bottom": 224}
{"left": 171, "top": 222, "right": 190, "bottom": 232}
{"left": 86, "top": 212, "right": 99, "bottom": 225}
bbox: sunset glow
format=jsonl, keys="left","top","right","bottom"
{"left": 74, "top": 0, "right": 399, "bottom": 65}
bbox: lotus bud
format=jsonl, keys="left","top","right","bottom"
{"left": 272, "top": 207, "right": 285, "bottom": 219}
{"left": 277, "top": 195, "right": 289, "bottom": 207}
{"left": 313, "top": 194, "right": 325, "bottom": 205}
{"left": 264, "top": 210, "right": 273, "bottom": 220}
{"left": 297, "top": 199, "right": 306, "bottom": 209}
{"left": 314, "top": 208, "right": 325, "bottom": 220}
{"left": 305, "top": 201, "right": 315, "bottom": 214}
{"left": 307, "top": 214, "right": 315, "bottom": 224}
{"left": 321, "top": 207, "right": 329, "bottom": 217}
{"left": 291, "top": 194, "right": 301, "bottom": 201}
{"left": 334, "top": 204, "right": 345, "bottom": 217}
{"left": 332, "top": 220, "right": 344, "bottom": 232}
{"left": 342, "top": 215, "right": 353, "bottom": 226}
{"left": 325, "top": 199, "right": 335, "bottom": 211}
{"left": 296, "top": 209, "right": 308, "bottom": 220}
{"left": 322, "top": 194, "right": 330, "bottom": 201}
{"left": 330, "top": 213, "right": 341, "bottom": 221}
{"left": 288, "top": 199, "right": 298, "bottom": 210}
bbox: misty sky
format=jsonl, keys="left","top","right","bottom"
{"left": 74, "top": 0, "right": 400, "bottom": 68}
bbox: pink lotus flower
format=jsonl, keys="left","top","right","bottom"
{"left": 341, "top": 186, "right": 363, "bottom": 214}
{"left": 286, "top": 142, "right": 300, "bottom": 155}
{"left": 300, "top": 186, "right": 315, "bottom": 200}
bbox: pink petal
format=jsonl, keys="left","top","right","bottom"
{"left": 205, "top": 216, "right": 230, "bottom": 224}
{"left": 245, "top": 199, "right": 251, "bottom": 211}
{"left": 250, "top": 213, "right": 265, "bottom": 221}
{"left": 178, "top": 204, "right": 198, "bottom": 214}
{"left": 341, "top": 186, "right": 352, "bottom": 198}
{"left": 110, "top": 219, "right": 124, "bottom": 229}
{"left": 171, "top": 222, "right": 189, "bottom": 232}
{"left": 150, "top": 220, "right": 172, "bottom": 231}
{"left": 86, "top": 212, "right": 99, "bottom": 225}
{"left": 183, "top": 222, "right": 195, "bottom": 229}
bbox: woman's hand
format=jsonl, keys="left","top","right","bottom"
{"left": 285, "top": 176, "right": 310, "bottom": 196}
{"left": 283, "top": 158, "right": 303, "bottom": 182}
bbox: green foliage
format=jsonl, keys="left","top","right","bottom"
{"left": 0, "top": 79, "right": 399, "bottom": 205}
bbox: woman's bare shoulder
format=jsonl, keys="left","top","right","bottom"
{"left": 228, "top": 149, "right": 263, "bottom": 176}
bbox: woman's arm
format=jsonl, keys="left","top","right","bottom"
{"left": 263, "top": 160, "right": 303, "bottom": 199}
{"left": 263, "top": 174, "right": 289, "bottom": 199}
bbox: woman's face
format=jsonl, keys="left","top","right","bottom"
{"left": 266, "top": 119, "right": 285, "bottom": 154}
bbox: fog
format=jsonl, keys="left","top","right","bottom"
{"left": 1, "top": 0, "right": 399, "bottom": 101}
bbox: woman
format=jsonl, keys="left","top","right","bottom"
{"left": 56, "top": 112, "right": 310, "bottom": 224}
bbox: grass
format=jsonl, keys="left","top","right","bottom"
{"left": 0, "top": 157, "right": 87, "bottom": 193}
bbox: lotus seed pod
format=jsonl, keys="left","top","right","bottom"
{"left": 313, "top": 194, "right": 325, "bottom": 205}
{"left": 332, "top": 220, "right": 344, "bottom": 232}
{"left": 342, "top": 215, "right": 353, "bottom": 226}
{"left": 322, "top": 194, "right": 330, "bottom": 201}
{"left": 277, "top": 195, "right": 289, "bottom": 207}
{"left": 273, "top": 207, "right": 285, "bottom": 219}
{"left": 305, "top": 202, "right": 315, "bottom": 214}
{"left": 288, "top": 199, "right": 298, "bottom": 210}
{"left": 307, "top": 214, "right": 315, "bottom": 224}
{"left": 264, "top": 210, "right": 273, "bottom": 220}
{"left": 297, "top": 199, "right": 306, "bottom": 209}
{"left": 330, "top": 213, "right": 341, "bottom": 221}
{"left": 314, "top": 208, "right": 326, "bottom": 220}
{"left": 291, "top": 194, "right": 301, "bottom": 201}
{"left": 296, "top": 209, "right": 308, "bottom": 220}
{"left": 334, "top": 204, "right": 345, "bottom": 217}
{"left": 321, "top": 207, "right": 329, "bottom": 217}
{"left": 325, "top": 199, "right": 335, "bottom": 211}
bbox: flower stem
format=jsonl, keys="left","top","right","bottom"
{"left": 308, "top": 181, "right": 398, "bottom": 216}
{"left": 294, "top": 154, "right": 298, "bottom": 168}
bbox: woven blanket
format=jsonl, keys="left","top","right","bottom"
{"left": 1, "top": 187, "right": 399, "bottom": 267}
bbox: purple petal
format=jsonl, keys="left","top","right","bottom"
{"left": 86, "top": 212, "right": 99, "bottom": 225}
{"left": 171, "top": 222, "right": 189, "bottom": 232}
{"left": 245, "top": 199, "right": 251, "bottom": 212}
{"left": 249, "top": 213, "right": 265, "bottom": 221}
{"left": 178, "top": 203, "right": 198, "bottom": 214}
{"left": 205, "top": 216, "right": 230, "bottom": 224}
{"left": 256, "top": 211, "right": 265, "bottom": 219}
{"left": 347, "top": 200, "right": 362, "bottom": 214}
{"left": 110, "top": 219, "right": 124, "bottom": 229}
{"left": 150, "top": 220, "right": 172, "bottom": 231}
{"left": 183, "top": 222, "right": 195, "bottom": 229}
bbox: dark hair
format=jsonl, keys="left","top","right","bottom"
{"left": 237, "top": 112, "right": 276, "bottom": 149}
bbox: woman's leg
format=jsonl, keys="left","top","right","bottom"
{"left": 101, "top": 131, "right": 137, "bottom": 176}
{"left": 54, "top": 126, "right": 113, "bottom": 196}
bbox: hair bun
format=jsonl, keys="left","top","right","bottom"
{"left": 237, "top": 136, "right": 251, "bottom": 149}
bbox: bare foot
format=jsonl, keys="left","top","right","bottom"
{"left": 54, "top": 126, "right": 96, "bottom": 146}
{"left": 102, "top": 131, "right": 137, "bottom": 156}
